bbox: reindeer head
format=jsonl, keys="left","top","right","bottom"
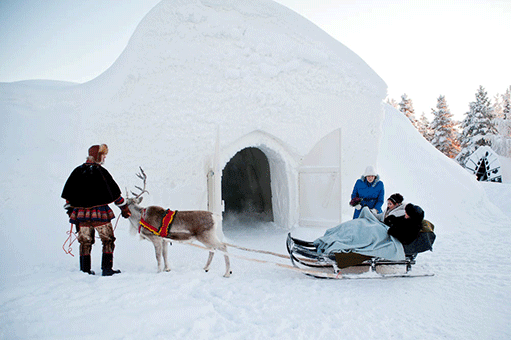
{"left": 126, "top": 167, "right": 149, "bottom": 234}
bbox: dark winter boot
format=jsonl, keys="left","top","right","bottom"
{"left": 79, "top": 255, "right": 95, "bottom": 275}
{"left": 101, "top": 253, "right": 121, "bottom": 276}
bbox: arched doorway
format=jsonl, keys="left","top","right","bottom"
{"left": 221, "top": 147, "right": 274, "bottom": 222}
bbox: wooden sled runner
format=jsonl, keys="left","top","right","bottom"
{"left": 286, "top": 221, "right": 436, "bottom": 279}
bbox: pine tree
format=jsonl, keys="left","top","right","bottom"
{"left": 456, "top": 86, "right": 497, "bottom": 165}
{"left": 430, "top": 95, "right": 459, "bottom": 158}
{"left": 493, "top": 94, "right": 503, "bottom": 119}
{"left": 417, "top": 112, "right": 432, "bottom": 141}
{"left": 386, "top": 97, "right": 399, "bottom": 109}
{"left": 502, "top": 87, "right": 511, "bottom": 138}
{"left": 502, "top": 86, "right": 511, "bottom": 121}
{"left": 399, "top": 94, "right": 417, "bottom": 128}
{"left": 492, "top": 86, "right": 511, "bottom": 156}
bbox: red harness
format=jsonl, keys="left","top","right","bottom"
{"left": 139, "top": 209, "right": 177, "bottom": 238}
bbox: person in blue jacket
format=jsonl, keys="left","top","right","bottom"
{"left": 350, "top": 166, "right": 385, "bottom": 218}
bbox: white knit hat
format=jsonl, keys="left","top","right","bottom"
{"left": 363, "top": 165, "right": 377, "bottom": 177}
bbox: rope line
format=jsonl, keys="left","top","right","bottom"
{"left": 223, "top": 242, "right": 290, "bottom": 259}
{"left": 62, "top": 224, "right": 77, "bottom": 257}
{"left": 181, "top": 241, "right": 341, "bottom": 279}
{"left": 63, "top": 215, "right": 121, "bottom": 256}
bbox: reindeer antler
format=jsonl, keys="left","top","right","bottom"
{"left": 132, "top": 166, "right": 149, "bottom": 198}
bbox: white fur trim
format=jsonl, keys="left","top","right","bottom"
{"left": 99, "top": 144, "right": 108, "bottom": 155}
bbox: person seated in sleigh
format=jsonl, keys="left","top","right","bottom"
{"left": 292, "top": 194, "right": 434, "bottom": 262}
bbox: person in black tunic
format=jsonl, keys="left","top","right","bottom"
{"left": 62, "top": 144, "right": 131, "bottom": 276}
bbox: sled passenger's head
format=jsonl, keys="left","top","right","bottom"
{"left": 404, "top": 204, "right": 424, "bottom": 222}
{"left": 387, "top": 193, "right": 404, "bottom": 210}
{"left": 363, "top": 166, "right": 377, "bottom": 183}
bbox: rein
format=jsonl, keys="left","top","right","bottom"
{"left": 62, "top": 215, "right": 121, "bottom": 257}
{"left": 62, "top": 224, "right": 77, "bottom": 257}
{"left": 181, "top": 241, "right": 343, "bottom": 279}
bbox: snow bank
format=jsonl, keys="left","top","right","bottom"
{"left": 379, "top": 104, "right": 506, "bottom": 233}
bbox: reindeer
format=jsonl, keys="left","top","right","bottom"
{"left": 125, "top": 168, "right": 231, "bottom": 277}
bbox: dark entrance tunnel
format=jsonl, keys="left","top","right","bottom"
{"left": 221, "top": 147, "right": 274, "bottom": 222}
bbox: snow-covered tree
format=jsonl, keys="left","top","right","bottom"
{"left": 430, "top": 95, "right": 459, "bottom": 158}
{"left": 456, "top": 86, "right": 497, "bottom": 165}
{"left": 417, "top": 112, "right": 432, "bottom": 141}
{"left": 503, "top": 86, "right": 511, "bottom": 120}
{"left": 386, "top": 97, "right": 399, "bottom": 109}
{"left": 491, "top": 86, "right": 511, "bottom": 156}
{"left": 399, "top": 94, "right": 417, "bottom": 128}
{"left": 493, "top": 94, "right": 503, "bottom": 119}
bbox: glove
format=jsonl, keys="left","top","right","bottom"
{"left": 371, "top": 208, "right": 378, "bottom": 215}
{"left": 120, "top": 205, "right": 131, "bottom": 218}
{"left": 355, "top": 204, "right": 362, "bottom": 210}
{"left": 349, "top": 197, "right": 361, "bottom": 207}
{"left": 64, "top": 202, "right": 73, "bottom": 216}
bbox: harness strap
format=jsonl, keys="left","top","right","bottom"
{"left": 139, "top": 209, "right": 177, "bottom": 237}
{"left": 138, "top": 208, "right": 146, "bottom": 234}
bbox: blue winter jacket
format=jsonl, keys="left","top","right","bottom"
{"left": 351, "top": 175, "right": 385, "bottom": 218}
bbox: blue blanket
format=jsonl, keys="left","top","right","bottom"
{"left": 313, "top": 207, "right": 405, "bottom": 261}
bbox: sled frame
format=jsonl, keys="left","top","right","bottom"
{"left": 286, "top": 233, "right": 416, "bottom": 276}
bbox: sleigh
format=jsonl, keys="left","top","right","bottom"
{"left": 286, "top": 220, "right": 436, "bottom": 279}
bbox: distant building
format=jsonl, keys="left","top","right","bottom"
{"left": 462, "top": 146, "right": 502, "bottom": 182}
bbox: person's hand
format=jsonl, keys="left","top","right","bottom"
{"left": 355, "top": 204, "right": 362, "bottom": 210}
{"left": 371, "top": 208, "right": 378, "bottom": 215}
{"left": 121, "top": 205, "right": 131, "bottom": 218}
{"left": 64, "top": 203, "right": 73, "bottom": 216}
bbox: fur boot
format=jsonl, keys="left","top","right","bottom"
{"left": 79, "top": 255, "right": 95, "bottom": 275}
{"left": 101, "top": 253, "right": 121, "bottom": 276}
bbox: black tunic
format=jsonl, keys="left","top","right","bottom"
{"left": 386, "top": 215, "right": 422, "bottom": 245}
{"left": 62, "top": 163, "right": 121, "bottom": 208}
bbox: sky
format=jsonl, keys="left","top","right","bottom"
{"left": 0, "top": 0, "right": 510, "bottom": 120}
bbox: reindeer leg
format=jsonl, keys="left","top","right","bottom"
{"left": 219, "top": 244, "right": 231, "bottom": 278}
{"left": 223, "top": 254, "right": 231, "bottom": 278}
{"left": 161, "top": 239, "right": 171, "bottom": 272}
{"left": 204, "top": 251, "right": 215, "bottom": 272}
{"left": 151, "top": 237, "right": 163, "bottom": 273}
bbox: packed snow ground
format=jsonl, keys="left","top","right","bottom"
{"left": 1, "top": 101, "right": 510, "bottom": 339}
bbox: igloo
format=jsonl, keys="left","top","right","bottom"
{"left": 77, "top": 0, "right": 387, "bottom": 229}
